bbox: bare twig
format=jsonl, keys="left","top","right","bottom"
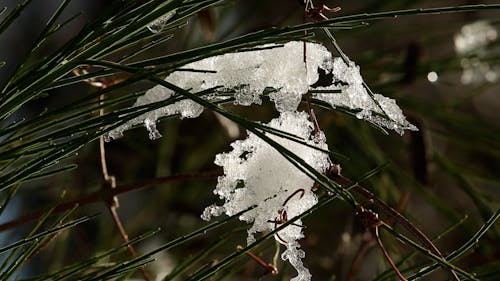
{"left": 347, "top": 190, "right": 410, "bottom": 280}
{"left": 302, "top": 0, "right": 339, "bottom": 137}
{"left": 352, "top": 200, "right": 408, "bottom": 280}
{"left": 374, "top": 226, "right": 408, "bottom": 281}
{"left": 327, "top": 169, "right": 460, "bottom": 281}
{"left": 236, "top": 245, "right": 278, "bottom": 275}
{"left": 306, "top": 93, "right": 321, "bottom": 136}
{"left": 0, "top": 171, "right": 220, "bottom": 232}
{"left": 346, "top": 235, "right": 376, "bottom": 281}
{"left": 94, "top": 79, "right": 151, "bottom": 281}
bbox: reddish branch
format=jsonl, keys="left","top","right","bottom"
{"left": 0, "top": 171, "right": 220, "bottom": 232}
{"left": 346, "top": 235, "right": 377, "bottom": 281}
{"left": 300, "top": 2, "right": 447, "bottom": 278}
{"left": 236, "top": 245, "right": 278, "bottom": 276}
{"left": 374, "top": 226, "right": 408, "bottom": 281}
{"left": 347, "top": 190, "right": 411, "bottom": 280}
{"left": 92, "top": 72, "right": 152, "bottom": 281}
{"left": 327, "top": 169, "right": 459, "bottom": 281}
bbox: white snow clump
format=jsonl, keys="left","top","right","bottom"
{"left": 312, "top": 57, "right": 417, "bottom": 134}
{"left": 105, "top": 40, "right": 416, "bottom": 140}
{"left": 202, "top": 111, "right": 331, "bottom": 281}
{"left": 105, "top": 40, "right": 419, "bottom": 280}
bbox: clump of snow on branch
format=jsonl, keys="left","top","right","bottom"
{"left": 105, "top": 84, "right": 204, "bottom": 140}
{"left": 312, "top": 57, "right": 417, "bottom": 134}
{"left": 454, "top": 21, "right": 499, "bottom": 84}
{"left": 202, "top": 111, "right": 330, "bottom": 281}
{"left": 106, "top": 41, "right": 416, "bottom": 141}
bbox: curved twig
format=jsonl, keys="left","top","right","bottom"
{"left": 327, "top": 170, "right": 460, "bottom": 280}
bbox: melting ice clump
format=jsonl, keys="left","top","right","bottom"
{"left": 105, "top": 41, "right": 416, "bottom": 141}
{"left": 202, "top": 111, "right": 330, "bottom": 281}
{"left": 312, "top": 57, "right": 417, "bottom": 134}
{"left": 104, "top": 41, "right": 420, "bottom": 280}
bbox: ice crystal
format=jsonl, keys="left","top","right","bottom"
{"left": 147, "top": 10, "right": 176, "bottom": 33}
{"left": 106, "top": 41, "right": 416, "bottom": 140}
{"left": 312, "top": 57, "right": 417, "bottom": 135}
{"left": 202, "top": 111, "right": 331, "bottom": 281}
{"left": 282, "top": 241, "right": 312, "bottom": 281}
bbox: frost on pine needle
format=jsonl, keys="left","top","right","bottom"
{"left": 202, "top": 111, "right": 330, "bottom": 281}
{"left": 147, "top": 10, "right": 176, "bottom": 33}
{"left": 106, "top": 41, "right": 416, "bottom": 140}
{"left": 282, "top": 241, "right": 311, "bottom": 281}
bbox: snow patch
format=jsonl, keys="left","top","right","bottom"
{"left": 106, "top": 41, "right": 416, "bottom": 141}
{"left": 202, "top": 111, "right": 330, "bottom": 281}
{"left": 312, "top": 57, "right": 417, "bottom": 134}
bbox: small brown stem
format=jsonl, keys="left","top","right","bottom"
{"left": 275, "top": 233, "right": 288, "bottom": 245}
{"left": 236, "top": 245, "right": 278, "bottom": 275}
{"left": 98, "top": 89, "right": 110, "bottom": 181}
{"left": 102, "top": 173, "right": 151, "bottom": 280}
{"left": 96, "top": 83, "right": 150, "bottom": 281}
{"left": 327, "top": 169, "right": 459, "bottom": 281}
{"left": 108, "top": 204, "right": 151, "bottom": 281}
{"left": 283, "top": 188, "right": 305, "bottom": 206}
{"left": 374, "top": 227, "right": 408, "bottom": 281}
{"left": 350, "top": 201, "right": 407, "bottom": 280}
{"left": 387, "top": 191, "right": 410, "bottom": 227}
{"left": 0, "top": 171, "right": 220, "bottom": 232}
{"left": 99, "top": 137, "right": 110, "bottom": 179}
{"left": 346, "top": 235, "right": 377, "bottom": 281}
{"left": 306, "top": 93, "right": 321, "bottom": 135}
{"left": 303, "top": 1, "right": 308, "bottom": 64}
{"left": 302, "top": 1, "right": 323, "bottom": 137}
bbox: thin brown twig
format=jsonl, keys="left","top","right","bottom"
{"left": 351, "top": 201, "right": 408, "bottom": 280}
{"left": 346, "top": 235, "right": 376, "bottom": 281}
{"left": 306, "top": 93, "right": 321, "bottom": 135}
{"left": 71, "top": 67, "right": 139, "bottom": 279}
{"left": 347, "top": 190, "right": 410, "bottom": 280}
{"left": 388, "top": 191, "right": 410, "bottom": 227}
{"left": 302, "top": 0, "right": 309, "bottom": 64}
{"left": 236, "top": 245, "right": 278, "bottom": 275}
{"left": 374, "top": 227, "right": 408, "bottom": 281}
{"left": 302, "top": 0, "right": 340, "bottom": 137}
{"left": 0, "top": 171, "right": 220, "bottom": 232}
{"left": 95, "top": 81, "right": 152, "bottom": 281}
{"left": 109, "top": 204, "right": 139, "bottom": 256}
{"left": 327, "top": 170, "right": 460, "bottom": 281}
